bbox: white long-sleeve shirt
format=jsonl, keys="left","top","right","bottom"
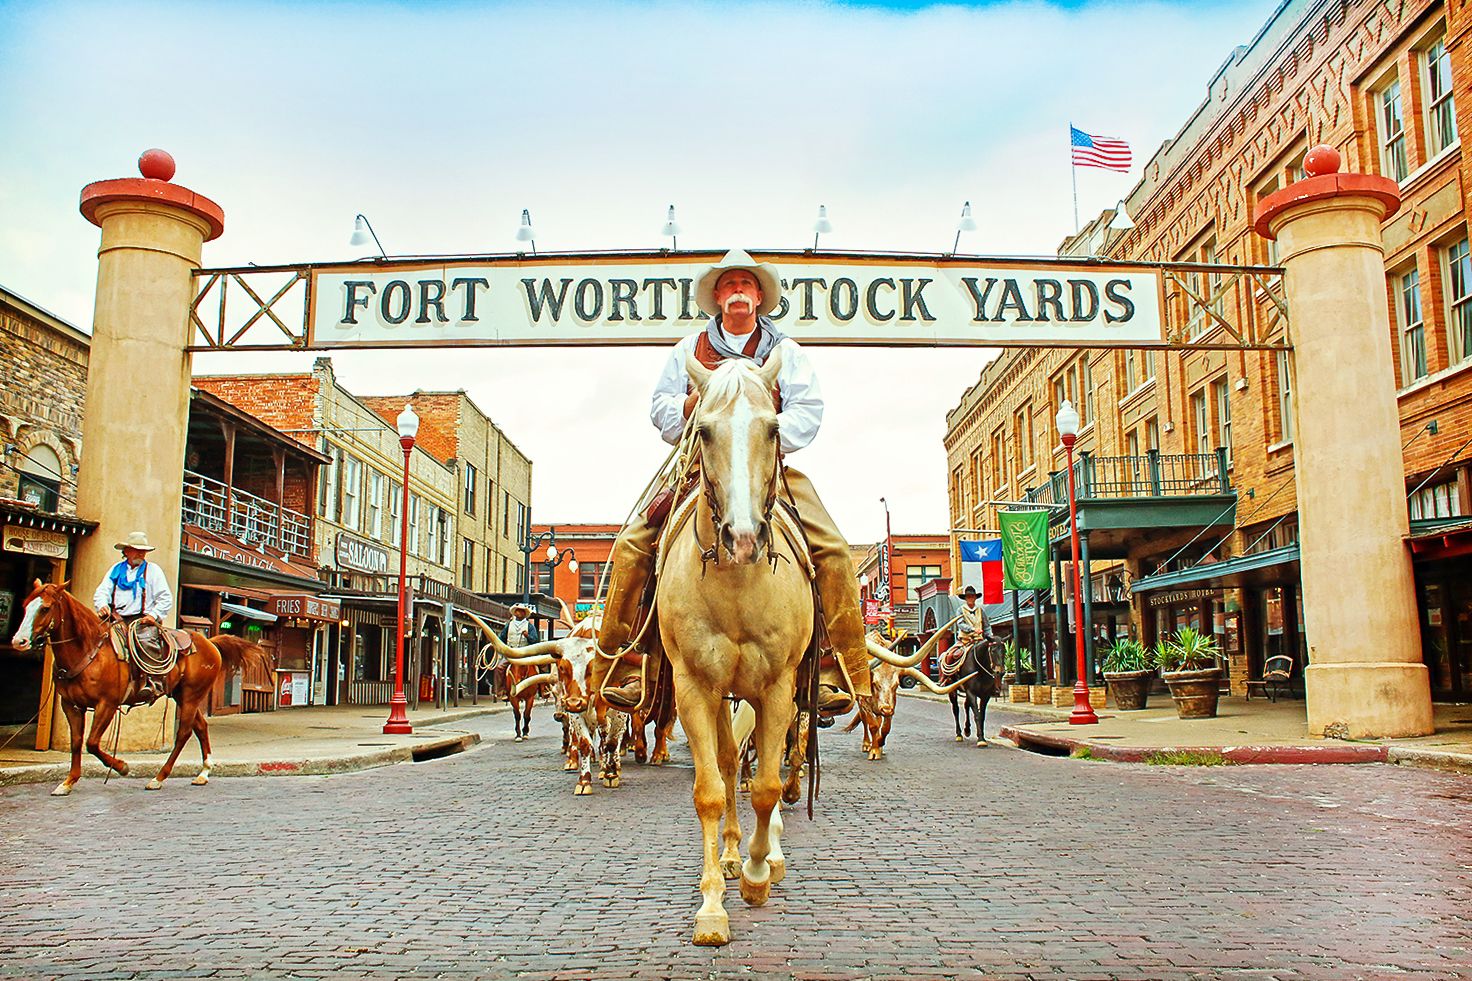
{"left": 94, "top": 560, "right": 173, "bottom": 621}
{"left": 650, "top": 329, "right": 824, "bottom": 454}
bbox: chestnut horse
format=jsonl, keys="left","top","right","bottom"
{"left": 10, "top": 580, "right": 272, "bottom": 796}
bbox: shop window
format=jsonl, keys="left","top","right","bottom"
{"left": 1378, "top": 77, "right": 1408, "bottom": 181}
{"left": 1409, "top": 480, "right": 1463, "bottom": 520}
{"left": 1444, "top": 235, "right": 1472, "bottom": 364}
{"left": 1397, "top": 265, "right": 1428, "bottom": 384}
{"left": 1423, "top": 36, "right": 1458, "bottom": 157}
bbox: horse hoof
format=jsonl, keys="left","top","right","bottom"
{"left": 563, "top": 760, "right": 577, "bottom": 771}
{"left": 513, "top": 735, "right": 524, "bottom": 742}
{"left": 608, "top": 776, "right": 620, "bottom": 788}
{"left": 976, "top": 739, "right": 988, "bottom": 747}
{"left": 955, "top": 735, "right": 964, "bottom": 742}
{"left": 574, "top": 782, "right": 593, "bottom": 796}
{"left": 191, "top": 774, "right": 209, "bottom": 786}
{"left": 144, "top": 779, "right": 163, "bottom": 791}
{"left": 692, "top": 911, "right": 730, "bottom": 946}
{"left": 50, "top": 782, "right": 74, "bottom": 797}
{"left": 769, "top": 858, "right": 786, "bottom": 884}
{"left": 739, "top": 870, "right": 771, "bottom": 907}
{"left": 720, "top": 857, "right": 741, "bottom": 880}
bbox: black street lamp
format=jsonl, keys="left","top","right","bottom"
{"left": 520, "top": 525, "right": 577, "bottom": 608}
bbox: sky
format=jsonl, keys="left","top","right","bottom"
{"left": 0, "top": 0, "right": 1280, "bottom": 544}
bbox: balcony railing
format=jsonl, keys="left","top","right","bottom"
{"left": 183, "top": 469, "right": 313, "bottom": 559}
{"left": 1023, "top": 449, "right": 1232, "bottom": 512}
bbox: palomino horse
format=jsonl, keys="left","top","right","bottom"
{"left": 657, "top": 352, "right": 809, "bottom": 946}
{"left": 10, "top": 580, "right": 272, "bottom": 795}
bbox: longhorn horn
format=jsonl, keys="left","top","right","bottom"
{"left": 464, "top": 610, "right": 564, "bottom": 663}
{"left": 867, "top": 614, "right": 963, "bottom": 667}
{"left": 511, "top": 670, "right": 559, "bottom": 698}
{"left": 901, "top": 665, "right": 977, "bottom": 695}
{"left": 555, "top": 598, "right": 577, "bottom": 632}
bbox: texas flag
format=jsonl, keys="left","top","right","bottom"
{"left": 958, "top": 539, "right": 1004, "bottom": 605}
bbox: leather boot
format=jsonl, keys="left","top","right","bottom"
{"left": 592, "top": 538, "right": 655, "bottom": 707}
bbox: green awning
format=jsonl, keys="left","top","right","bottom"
{"left": 1131, "top": 543, "right": 1300, "bottom": 594}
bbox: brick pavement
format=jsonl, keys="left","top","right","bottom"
{"left": 3, "top": 699, "right": 1472, "bottom": 980}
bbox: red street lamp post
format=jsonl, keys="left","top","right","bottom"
{"left": 384, "top": 403, "right": 419, "bottom": 735}
{"left": 1057, "top": 399, "right": 1099, "bottom": 726}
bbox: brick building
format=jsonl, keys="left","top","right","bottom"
{"left": 945, "top": 0, "right": 1472, "bottom": 700}
{"left": 195, "top": 358, "right": 521, "bottom": 706}
{"left": 853, "top": 534, "right": 952, "bottom": 634}
{"left": 526, "top": 523, "right": 619, "bottom": 631}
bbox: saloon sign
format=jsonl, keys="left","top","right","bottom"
{"left": 308, "top": 253, "right": 1165, "bottom": 349}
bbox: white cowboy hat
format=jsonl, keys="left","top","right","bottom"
{"left": 115, "top": 531, "right": 156, "bottom": 552}
{"left": 510, "top": 602, "right": 531, "bottom": 616}
{"left": 694, "top": 249, "right": 782, "bottom": 317}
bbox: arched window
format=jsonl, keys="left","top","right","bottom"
{"left": 17, "top": 444, "right": 63, "bottom": 511}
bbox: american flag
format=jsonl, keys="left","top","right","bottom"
{"left": 1070, "top": 125, "right": 1131, "bottom": 172}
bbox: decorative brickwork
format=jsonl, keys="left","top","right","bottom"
{"left": 0, "top": 290, "right": 88, "bottom": 516}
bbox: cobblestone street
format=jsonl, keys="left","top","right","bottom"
{"left": 5, "top": 698, "right": 1472, "bottom": 980}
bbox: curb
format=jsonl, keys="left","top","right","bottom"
{"left": 1000, "top": 725, "right": 1391, "bottom": 766}
{"left": 0, "top": 728, "right": 483, "bottom": 788}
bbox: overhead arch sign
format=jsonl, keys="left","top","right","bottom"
{"left": 192, "top": 250, "right": 1286, "bottom": 352}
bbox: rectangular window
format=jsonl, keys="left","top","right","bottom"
{"left": 440, "top": 509, "right": 451, "bottom": 567}
{"left": 1256, "top": 175, "right": 1282, "bottom": 264}
{"left": 485, "top": 546, "right": 494, "bottom": 591}
{"left": 515, "top": 562, "right": 525, "bottom": 593}
{"left": 1015, "top": 407, "right": 1032, "bottom": 468}
{"left": 341, "top": 457, "right": 361, "bottom": 530}
{"left": 1213, "top": 379, "right": 1232, "bottom": 467}
{"left": 1409, "top": 480, "right": 1463, "bottom": 520}
{"left": 367, "top": 471, "right": 384, "bottom": 540}
{"left": 390, "top": 482, "right": 402, "bottom": 547}
{"left": 322, "top": 446, "right": 344, "bottom": 522}
{"left": 485, "top": 479, "right": 494, "bottom": 527}
{"left": 1124, "top": 349, "right": 1138, "bottom": 392}
{"left": 464, "top": 462, "right": 477, "bottom": 515}
{"left": 1143, "top": 348, "right": 1155, "bottom": 381}
{"left": 903, "top": 564, "right": 943, "bottom": 603}
{"left": 502, "top": 556, "right": 508, "bottom": 589}
{"left": 1081, "top": 358, "right": 1095, "bottom": 425}
{"left": 1145, "top": 417, "right": 1160, "bottom": 452}
{"left": 409, "top": 493, "right": 421, "bottom": 555}
{"left": 579, "top": 561, "right": 606, "bottom": 600}
{"left": 992, "top": 430, "right": 1005, "bottom": 489}
{"left": 1424, "top": 38, "right": 1457, "bottom": 157}
{"left": 461, "top": 538, "right": 475, "bottom": 589}
{"left": 1380, "top": 78, "right": 1408, "bottom": 181}
{"left": 517, "top": 502, "right": 527, "bottom": 543}
{"left": 1191, "top": 391, "right": 1210, "bottom": 457}
{"left": 1276, "top": 349, "right": 1294, "bottom": 442}
{"left": 1125, "top": 429, "right": 1140, "bottom": 459}
{"left": 503, "top": 490, "right": 510, "bottom": 536}
{"left": 1445, "top": 236, "right": 1472, "bottom": 364}
{"left": 1398, "top": 266, "right": 1427, "bottom": 384}
{"left": 534, "top": 562, "right": 553, "bottom": 596}
{"left": 424, "top": 504, "right": 439, "bottom": 562}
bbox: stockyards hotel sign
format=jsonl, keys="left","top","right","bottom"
{"left": 306, "top": 253, "right": 1165, "bottom": 349}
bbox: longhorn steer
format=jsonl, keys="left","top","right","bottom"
{"left": 470, "top": 611, "right": 626, "bottom": 796}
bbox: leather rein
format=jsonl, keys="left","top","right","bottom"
{"left": 34, "top": 600, "right": 108, "bottom": 683}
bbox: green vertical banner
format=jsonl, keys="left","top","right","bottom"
{"left": 999, "top": 510, "right": 1051, "bottom": 590}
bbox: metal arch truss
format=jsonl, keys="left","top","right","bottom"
{"left": 186, "top": 255, "right": 1291, "bottom": 353}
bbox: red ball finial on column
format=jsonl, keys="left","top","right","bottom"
{"left": 137, "top": 148, "right": 176, "bottom": 182}
{"left": 1302, "top": 144, "right": 1341, "bottom": 178}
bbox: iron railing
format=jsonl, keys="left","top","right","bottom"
{"left": 182, "top": 469, "right": 313, "bottom": 559}
{"left": 1024, "top": 448, "right": 1231, "bottom": 510}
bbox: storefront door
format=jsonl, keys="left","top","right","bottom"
{"left": 1419, "top": 563, "right": 1472, "bottom": 700}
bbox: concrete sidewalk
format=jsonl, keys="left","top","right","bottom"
{"left": 0, "top": 702, "right": 508, "bottom": 787}
{"left": 905, "top": 687, "right": 1472, "bottom": 773}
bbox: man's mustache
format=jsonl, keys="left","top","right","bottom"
{"left": 723, "top": 292, "right": 755, "bottom": 309}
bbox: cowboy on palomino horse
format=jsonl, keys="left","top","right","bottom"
{"left": 590, "top": 249, "right": 872, "bottom": 718}
{"left": 92, "top": 530, "right": 175, "bottom": 702}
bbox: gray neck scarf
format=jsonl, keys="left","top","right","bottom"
{"left": 704, "top": 314, "right": 786, "bottom": 365}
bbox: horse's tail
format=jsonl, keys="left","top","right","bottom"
{"left": 209, "top": 634, "right": 275, "bottom": 679}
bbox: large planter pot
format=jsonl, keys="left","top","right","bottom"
{"left": 1162, "top": 668, "right": 1221, "bottom": 719}
{"left": 1008, "top": 685, "right": 1032, "bottom": 703}
{"left": 1104, "top": 670, "right": 1154, "bottom": 711}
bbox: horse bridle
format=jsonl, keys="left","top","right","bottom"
{"left": 33, "top": 594, "right": 107, "bottom": 682}
{"left": 696, "top": 435, "right": 784, "bottom": 570}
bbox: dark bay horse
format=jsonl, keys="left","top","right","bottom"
{"left": 940, "top": 637, "right": 1003, "bottom": 747}
{"left": 11, "top": 580, "right": 272, "bottom": 795}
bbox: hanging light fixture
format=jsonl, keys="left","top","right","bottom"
{"left": 813, "top": 204, "right": 832, "bottom": 251}
{"left": 953, "top": 201, "right": 977, "bottom": 254}
{"left": 349, "top": 214, "right": 386, "bottom": 258}
{"left": 662, "top": 204, "right": 680, "bottom": 251}
{"left": 1109, "top": 199, "right": 1134, "bottom": 231}
{"left": 515, "top": 209, "right": 537, "bottom": 255}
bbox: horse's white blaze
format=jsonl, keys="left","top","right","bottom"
{"left": 726, "top": 397, "right": 756, "bottom": 536}
{"left": 11, "top": 595, "right": 42, "bottom": 648}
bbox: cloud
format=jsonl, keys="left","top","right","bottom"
{"left": 0, "top": 0, "right": 1277, "bottom": 542}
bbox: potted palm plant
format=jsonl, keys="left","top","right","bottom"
{"left": 1101, "top": 637, "right": 1152, "bottom": 710}
{"left": 1155, "top": 626, "right": 1223, "bottom": 719}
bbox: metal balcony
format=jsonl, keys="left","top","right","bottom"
{"left": 182, "top": 469, "right": 313, "bottom": 559}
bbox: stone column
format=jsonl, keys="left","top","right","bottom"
{"left": 1254, "top": 145, "right": 1433, "bottom": 738}
{"left": 67, "top": 150, "right": 224, "bottom": 751}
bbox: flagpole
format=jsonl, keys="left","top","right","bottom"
{"left": 1069, "top": 124, "right": 1081, "bottom": 234}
